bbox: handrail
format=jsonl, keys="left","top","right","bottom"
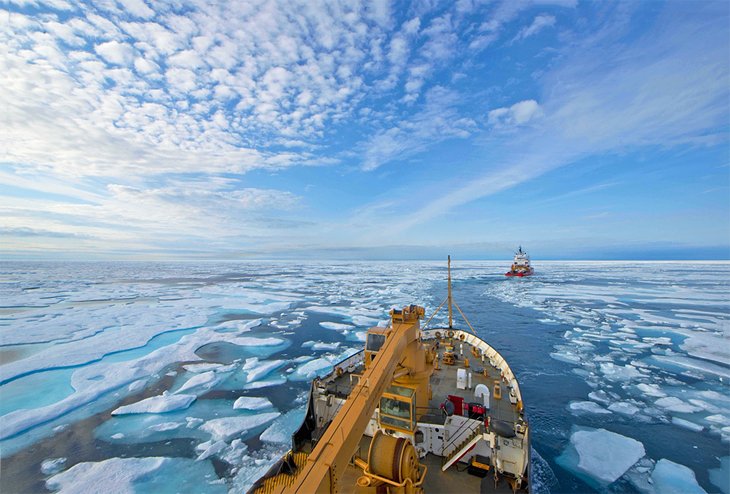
{"left": 442, "top": 422, "right": 484, "bottom": 470}
{"left": 441, "top": 417, "right": 483, "bottom": 460}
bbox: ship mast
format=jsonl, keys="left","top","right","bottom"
{"left": 447, "top": 255, "right": 453, "bottom": 329}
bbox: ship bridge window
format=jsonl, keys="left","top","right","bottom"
{"left": 366, "top": 333, "right": 386, "bottom": 352}
{"left": 379, "top": 385, "right": 416, "bottom": 433}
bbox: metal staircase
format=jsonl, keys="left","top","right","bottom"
{"left": 441, "top": 423, "right": 485, "bottom": 471}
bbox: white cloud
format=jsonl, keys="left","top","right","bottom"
{"left": 168, "top": 49, "right": 204, "bottom": 69}
{"left": 94, "top": 40, "right": 134, "bottom": 65}
{"left": 2, "top": 0, "right": 722, "bottom": 257}
{"left": 117, "top": 0, "right": 155, "bottom": 20}
{"left": 488, "top": 99, "right": 543, "bottom": 127}
{"left": 515, "top": 14, "right": 556, "bottom": 41}
{"left": 362, "top": 86, "right": 477, "bottom": 170}
{"left": 384, "top": 4, "right": 729, "bottom": 233}
{"left": 133, "top": 56, "right": 157, "bottom": 74}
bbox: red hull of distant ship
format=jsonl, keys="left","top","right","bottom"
{"left": 505, "top": 269, "right": 534, "bottom": 277}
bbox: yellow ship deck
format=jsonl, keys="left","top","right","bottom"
{"left": 302, "top": 335, "right": 526, "bottom": 493}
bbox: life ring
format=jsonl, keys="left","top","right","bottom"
{"left": 459, "top": 334, "right": 466, "bottom": 341}
{"left": 446, "top": 330, "right": 454, "bottom": 338}
{"left": 435, "top": 331, "right": 442, "bottom": 339}
{"left": 336, "top": 367, "right": 343, "bottom": 377}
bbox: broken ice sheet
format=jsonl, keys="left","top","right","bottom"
{"left": 556, "top": 426, "right": 645, "bottom": 488}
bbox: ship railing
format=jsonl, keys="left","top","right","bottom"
{"left": 441, "top": 415, "right": 484, "bottom": 457}
{"left": 441, "top": 419, "right": 485, "bottom": 471}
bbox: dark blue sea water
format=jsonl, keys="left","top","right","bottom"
{"left": 1, "top": 261, "right": 728, "bottom": 493}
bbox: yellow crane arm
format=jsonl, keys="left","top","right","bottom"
{"left": 277, "top": 307, "right": 423, "bottom": 494}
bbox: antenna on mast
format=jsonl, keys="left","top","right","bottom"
{"left": 447, "top": 255, "right": 453, "bottom": 329}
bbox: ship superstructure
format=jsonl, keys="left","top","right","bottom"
{"left": 505, "top": 247, "right": 534, "bottom": 277}
{"left": 250, "top": 257, "right": 530, "bottom": 494}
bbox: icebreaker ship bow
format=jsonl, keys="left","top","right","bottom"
{"left": 249, "top": 257, "right": 530, "bottom": 493}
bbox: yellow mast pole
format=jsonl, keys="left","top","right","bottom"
{"left": 447, "top": 255, "right": 453, "bottom": 329}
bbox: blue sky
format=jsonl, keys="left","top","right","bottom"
{"left": 1, "top": 0, "right": 728, "bottom": 260}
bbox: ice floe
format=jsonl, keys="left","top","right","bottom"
{"left": 608, "top": 401, "right": 640, "bottom": 416}
{"left": 233, "top": 397, "right": 273, "bottom": 411}
{"left": 0, "top": 320, "right": 262, "bottom": 444}
{"left": 654, "top": 396, "right": 702, "bottom": 414}
{"left": 557, "top": 427, "right": 645, "bottom": 486}
{"left": 183, "top": 362, "right": 238, "bottom": 373}
{"left": 319, "top": 322, "right": 355, "bottom": 331}
{"left": 199, "top": 412, "right": 280, "bottom": 442}
{"left": 243, "top": 376, "right": 287, "bottom": 389}
{"left": 41, "top": 457, "right": 66, "bottom": 475}
{"left": 651, "top": 459, "right": 708, "bottom": 494}
{"left": 196, "top": 440, "right": 228, "bottom": 461}
{"left": 260, "top": 407, "right": 306, "bottom": 444}
{"left": 290, "top": 358, "right": 333, "bottom": 380}
{"left": 671, "top": 417, "right": 704, "bottom": 432}
{"left": 111, "top": 392, "right": 196, "bottom": 415}
{"left": 46, "top": 457, "right": 166, "bottom": 493}
{"left": 45, "top": 456, "right": 225, "bottom": 494}
{"left": 175, "top": 371, "right": 223, "bottom": 394}
{"left": 709, "top": 456, "right": 729, "bottom": 494}
{"left": 568, "top": 401, "right": 612, "bottom": 415}
{"left": 242, "top": 358, "right": 286, "bottom": 383}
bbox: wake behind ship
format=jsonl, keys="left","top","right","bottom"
{"left": 249, "top": 257, "right": 530, "bottom": 494}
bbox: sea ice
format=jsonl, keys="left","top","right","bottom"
{"left": 260, "top": 407, "right": 306, "bottom": 444}
{"left": 127, "top": 379, "right": 148, "bottom": 393}
{"left": 636, "top": 383, "right": 666, "bottom": 397}
{"left": 218, "top": 438, "right": 249, "bottom": 465}
{"left": 706, "top": 414, "right": 729, "bottom": 426}
{"left": 550, "top": 351, "right": 582, "bottom": 364}
{"left": 200, "top": 412, "right": 280, "bottom": 442}
{"left": 654, "top": 396, "right": 701, "bottom": 414}
{"left": 46, "top": 457, "right": 166, "bottom": 493}
{"left": 233, "top": 397, "right": 273, "bottom": 411}
{"left": 653, "top": 355, "right": 730, "bottom": 380}
{"left": 651, "top": 459, "right": 708, "bottom": 494}
{"left": 312, "top": 342, "right": 340, "bottom": 351}
{"left": 183, "top": 362, "right": 235, "bottom": 373}
{"left": 588, "top": 390, "right": 613, "bottom": 405}
{"left": 242, "top": 358, "right": 285, "bottom": 383}
{"left": 243, "top": 377, "right": 287, "bottom": 389}
{"left": 557, "top": 427, "right": 645, "bottom": 486}
{"left": 608, "top": 402, "right": 640, "bottom": 416}
{"left": 228, "top": 336, "right": 288, "bottom": 348}
{"left": 319, "top": 322, "right": 354, "bottom": 331}
{"left": 569, "top": 401, "right": 612, "bottom": 415}
{"left": 599, "top": 362, "right": 643, "bottom": 381}
{"left": 0, "top": 320, "right": 263, "bottom": 444}
{"left": 41, "top": 457, "right": 67, "bottom": 475}
{"left": 111, "top": 392, "right": 196, "bottom": 415}
{"left": 709, "top": 456, "right": 729, "bottom": 494}
{"left": 186, "top": 417, "right": 204, "bottom": 428}
{"left": 671, "top": 417, "right": 704, "bottom": 432}
{"left": 45, "top": 456, "right": 225, "bottom": 494}
{"left": 196, "top": 440, "right": 228, "bottom": 461}
{"left": 175, "top": 371, "right": 222, "bottom": 394}
{"left": 290, "top": 358, "right": 334, "bottom": 381}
